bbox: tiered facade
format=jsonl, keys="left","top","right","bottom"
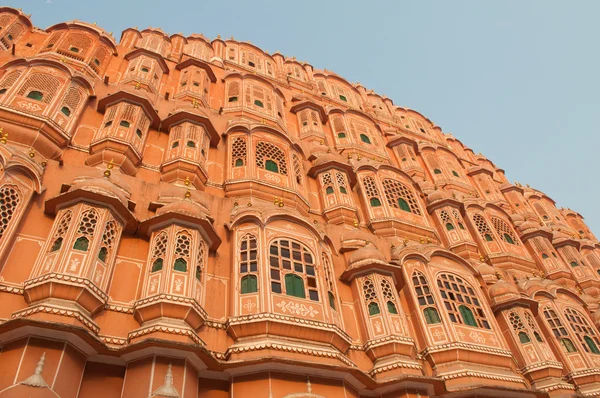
{"left": 0, "top": 7, "right": 599, "bottom": 398}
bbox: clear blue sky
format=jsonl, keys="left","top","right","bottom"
{"left": 10, "top": 0, "right": 600, "bottom": 234}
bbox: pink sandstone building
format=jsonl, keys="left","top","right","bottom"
{"left": 0, "top": 6, "right": 599, "bottom": 398}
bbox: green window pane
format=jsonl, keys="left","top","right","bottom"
{"left": 585, "top": 336, "right": 600, "bottom": 354}
{"left": 27, "top": 91, "right": 43, "bottom": 101}
{"left": 368, "top": 302, "right": 380, "bottom": 316}
{"left": 195, "top": 266, "right": 201, "bottom": 281}
{"left": 235, "top": 158, "right": 244, "bottom": 167}
{"left": 387, "top": 301, "right": 398, "bottom": 314}
{"left": 452, "top": 170, "right": 459, "bottom": 177}
{"left": 151, "top": 258, "right": 163, "bottom": 272}
{"left": 561, "top": 338, "right": 577, "bottom": 353}
{"left": 570, "top": 261, "right": 578, "bottom": 267}
{"left": 70, "top": 47, "right": 79, "bottom": 53}
{"left": 254, "top": 99, "right": 264, "bottom": 107}
{"left": 518, "top": 332, "right": 531, "bottom": 344}
{"left": 284, "top": 274, "right": 305, "bottom": 298}
{"left": 504, "top": 233, "right": 515, "bottom": 244}
{"left": 446, "top": 223, "right": 455, "bottom": 231}
{"left": 328, "top": 291, "right": 335, "bottom": 310}
{"left": 73, "top": 236, "right": 89, "bottom": 251}
{"left": 370, "top": 198, "right": 381, "bottom": 207}
{"left": 339, "top": 95, "right": 347, "bottom": 102}
{"left": 484, "top": 234, "right": 493, "bottom": 242}
{"left": 339, "top": 186, "right": 347, "bottom": 194}
{"left": 136, "top": 129, "right": 142, "bottom": 138}
{"left": 187, "top": 141, "right": 196, "bottom": 148}
{"left": 98, "top": 247, "right": 108, "bottom": 262}
{"left": 174, "top": 258, "right": 187, "bottom": 272}
{"left": 60, "top": 106, "right": 71, "bottom": 117}
{"left": 542, "top": 253, "right": 549, "bottom": 259}
{"left": 119, "top": 120, "right": 130, "bottom": 128}
{"left": 325, "top": 186, "right": 334, "bottom": 194}
{"left": 50, "top": 237, "right": 63, "bottom": 252}
{"left": 229, "top": 96, "right": 238, "bottom": 102}
{"left": 265, "top": 159, "right": 279, "bottom": 173}
{"left": 433, "top": 169, "right": 442, "bottom": 174}
{"left": 360, "top": 134, "right": 371, "bottom": 144}
{"left": 337, "top": 132, "right": 346, "bottom": 139}
{"left": 241, "top": 275, "right": 257, "bottom": 294}
{"left": 459, "top": 305, "right": 477, "bottom": 327}
{"left": 534, "top": 332, "right": 544, "bottom": 342}
{"left": 398, "top": 198, "right": 411, "bottom": 212}
{"left": 424, "top": 307, "right": 441, "bottom": 324}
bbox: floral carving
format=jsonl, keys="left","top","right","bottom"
{"left": 276, "top": 300, "right": 319, "bottom": 318}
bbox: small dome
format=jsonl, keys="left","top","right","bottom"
{"left": 69, "top": 172, "right": 131, "bottom": 208}
{"left": 157, "top": 198, "right": 209, "bottom": 219}
{"left": 489, "top": 279, "right": 519, "bottom": 299}
{"left": 341, "top": 228, "right": 369, "bottom": 245}
{"left": 348, "top": 244, "right": 386, "bottom": 266}
{"left": 312, "top": 152, "right": 346, "bottom": 167}
{"left": 425, "top": 189, "right": 450, "bottom": 205}
{"left": 476, "top": 263, "right": 496, "bottom": 278}
{"left": 517, "top": 220, "right": 541, "bottom": 233}
{"left": 158, "top": 186, "right": 209, "bottom": 210}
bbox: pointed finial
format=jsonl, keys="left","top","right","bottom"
{"left": 274, "top": 197, "right": 280, "bottom": 206}
{"left": 353, "top": 219, "right": 359, "bottom": 228}
{"left": 28, "top": 148, "right": 35, "bottom": 158}
{"left": 233, "top": 200, "right": 238, "bottom": 207}
{"left": 495, "top": 271, "right": 502, "bottom": 280}
{"left": 192, "top": 99, "right": 199, "bottom": 109}
{"left": 0, "top": 128, "right": 6, "bottom": 144}
{"left": 247, "top": 201, "right": 252, "bottom": 207}
{"left": 357, "top": 154, "right": 362, "bottom": 161}
{"left": 419, "top": 237, "right": 426, "bottom": 244}
{"left": 403, "top": 238, "right": 409, "bottom": 247}
{"left": 347, "top": 153, "right": 352, "bottom": 160}
{"left": 184, "top": 176, "right": 190, "bottom": 186}
{"left": 104, "top": 159, "right": 114, "bottom": 177}
{"left": 479, "top": 254, "right": 485, "bottom": 262}
{"left": 20, "top": 352, "right": 49, "bottom": 387}
{"left": 134, "top": 81, "right": 141, "bottom": 90}
{"left": 217, "top": 34, "right": 221, "bottom": 39}
{"left": 184, "top": 189, "right": 191, "bottom": 199}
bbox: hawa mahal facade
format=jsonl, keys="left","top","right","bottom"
{"left": 0, "top": 6, "right": 599, "bottom": 398}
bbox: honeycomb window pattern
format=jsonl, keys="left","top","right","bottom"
{"left": 382, "top": 178, "right": 421, "bottom": 215}
{"left": 471, "top": 213, "right": 494, "bottom": 241}
{"left": 255, "top": 141, "right": 287, "bottom": 175}
{"left": 231, "top": 137, "right": 247, "bottom": 166}
{"left": 17, "top": 72, "right": 60, "bottom": 104}
{"left": 0, "top": 69, "right": 22, "bottom": 92}
{"left": 362, "top": 176, "right": 381, "bottom": 202}
{"left": 0, "top": 185, "right": 20, "bottom": 239}
{"left": 491, "top": 216, "right": 520, "bottom": 245}
{"left": 77, "top": 209, "right": 98, "bottom": 236}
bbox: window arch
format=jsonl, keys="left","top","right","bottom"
{"left": 412, "top": 271, "right": 441, "bottom": 324}
{"left": 471, "top": 213, "right": 494, "bottom": 242}
{"left": 150, "top": 231, "right": 168, "bottom": 272}
{"left": 231, "top": 136, "right": 247, "bottom": 167}
{"left": 491, "top": 216, "right": 520, "bottom": 246}
{"left": 73, "top": 209, "right": 98, "bottom": 252}
{"left": 543, "top": 307, "right": 576, "bottom": 352}
{"left": 437, "top": 273, "right": 490, "bottom": 329}
{"left": 509, "top": 312, "right": 531, "bottom": 344}
{"left": 255, "top": 141, "right": 287, "bottom": 175}
{"left": 382, "top": 179, "right": 421, "bottom": 215}
{"left": 269, "top": 239, "right": 318, "bottom": 301}
{"left": 362, "top": 176, "right": 382, "bottom": 207}
{"left": 363, "top": 277, "right": 380, "bottom": 316}
{"left": 98, "top": 220, "right": 117, "bottom": 263}
{"left": 565, "top": 308, "right": 600, "bottom": 354}
{"left": 49, "top": 210, "right": 72, "bottom": 253}
{"left": 173, "top": 232, "right": 191, "bottom": 272}
{"left": 0, "top": 185, "right": 21, "bottom": 240}
{"left": 321, "top": 253, "right": 337, "bottom": 310}
{"left": 239, "top": 233, "right": 258, "bottom": 294}
{"left": 381, "top": 278, "right": 399, "bottom": 314}
{"left": 17, "top": 72, "right": 60, "bottom": 104}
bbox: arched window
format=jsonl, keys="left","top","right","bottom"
{"left": 543, "top": 307, "right": 576, "bottom": 352}
{"left": 518, "top": 331, "right": 531, "bottom": 343}
{"left": 446, "top": 223, "right": 455, "bottom": 231}
{"left": 325, "top": 186, "right": 334, "bottom": 194}
{"left": 18, "top": 72, "right": 60, "bottom": 104}
{"left": 509, "top": 311, "right": 533, "bottom": 344}
{"left": 27, "top": 90, "right": 43, "bottom": 101}
{"left": 472, "top": 213, "right": 495, "bottom": 243}
{"left": 363, "top": 277, "right": 380, "bottom": 316}
{"left": 150, "top": 232, "right": 168, "bottom": 273}
{"left": 231, "top": 137, "right": 247, "bottom": 168}
{"left": 360, "top": 134, "right": 371, "bottom": 144}
{"left": 269, "top": 239, "right": 318, "bottom": 301}
{"left": 433, "top": 168, "right": 442, "bottom": 174}
{"left": 241, "top": 275, "right": 257, "bottom": 294}
{"left": 119, "top": 120, "right": 130, "bottom": 128}
{"left": 73, "top": 209, "right": 98, "bottom": 252}
{"left": 491, "top": 216, "right": 520, "bottom": 246}
{"left": 173, "top": 232, "right": 191, "bottom": 272}
{"left": 362, "top": 176, "right": 382, "bottom": 208}
{"left": 48, "top": 211, "right": 72, "bottom": 253}
{"left": 254, "top": 99, "right": 264, "bottom": 107}
{"left": 256, "top": 142, "right": 287, "bottom": 175}
{"left": 239, "top": 233, "right": 258, "bottom": 293}
{"left": 60, "top": 106, "right": 71, "bottom": 117}
{"left": 381, "top": 278, "right": 399, "bottom": 315}
{"left": 565, "top": 308, "right": 600, "bottom": 354}
{"left": 437, "top": 273, "right": 490, "bottom": 329}
{"left": 412, "top": 271, "right": 441, "bottom": 324}
{"left": 0, "top": 185, "right": 21, "bottom": 240}
{"left": 382, "top": 179, "right": 422, "bottom": 215}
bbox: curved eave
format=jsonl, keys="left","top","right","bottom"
{"left": 552, "top": 237, "right": 581, "bottom": 250}
{"left": 162, "top": 110, "right": 219, "bottom": 147}
{"left": 97, "top": 91, "right": 160, "bottom": 129}
{"left": 425, "top": 197, "right": 464, "bottom": 213}
{"left": 307, "top": 159, "right": 357, "bottom": 187}
{"left": 386, "top": 134, "right": 418, "bottom": 150}
{"left": 44, "top": 189, "right": 138, "bottom": 233}
{"left": 46, "top": 21, "right": 117, "bottom": 53}
{"left": 124, "top": 48, "right": 169, "bottom": 73}
{"left": 175, "top": 58, "right": 217, "bottom": 82}
{"left": 519, "top": 227, "right": 554, "bottom": 242}
{"left": 340, "top": 261, "right": 402, "bottom": 284}
{"left": 491, "top": 296, "right": 539, "bottom": 315}
{"left": 289, "top": 101, "right": 327, "bottom": 124}
{"left": 466, "top": 166, "right": 494, "bottom": 178}
{"left": 499, "top": 184, "right": 524, "bottom": 195}
{"left": 138, "top": 212, "right": 221, "bottom": 251}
